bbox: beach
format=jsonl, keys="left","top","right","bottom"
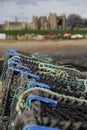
{"left": 0, "top": 39, "right": 87, "bottom": 55}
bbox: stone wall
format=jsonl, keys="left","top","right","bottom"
{"left": 3, "top": 13, "right": 66, "bottom": 30}
{"left": 48, "top": 13, "right": 57, "bottom": 30}
{"left": 39, "top": 16, "right": 49, "bottom": 30}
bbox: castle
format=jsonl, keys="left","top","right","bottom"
{"left": 0, "top": 13, "right": 66, "bottom": 30}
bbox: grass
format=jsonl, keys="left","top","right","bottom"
{"left": 0, "top": 29, "right": 87, "bottom": 35}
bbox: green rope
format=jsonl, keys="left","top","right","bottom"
{"left": 32, "top": 53, "right": 53, "bottom": 63}
{"left": 10, "top": 75, "right": 23, "bottom": 101}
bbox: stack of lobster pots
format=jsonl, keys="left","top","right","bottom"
{"left": 0, "top": 48, "right": 87, "bottom": 130}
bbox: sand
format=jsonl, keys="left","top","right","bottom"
{"left": 0, "top": 39, "right": 87, "bottom": 55}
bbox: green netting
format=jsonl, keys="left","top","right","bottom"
{"left": 32, "top": 53, "right": 53, "bottom": 63}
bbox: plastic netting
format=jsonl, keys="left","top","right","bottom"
{"left": 1, "top": 49, "right": 87, "bottom": 130}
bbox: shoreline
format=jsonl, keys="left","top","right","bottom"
{"left": 0, "top": 39, "right": 87, "bottom": 55}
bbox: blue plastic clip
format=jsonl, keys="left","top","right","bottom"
{"left": 23, "top": 71, "right": 40, "bottom": 80}
{"left": 17, "top": 65, "right": 30, "bottom": 71}
{"left": 8, "top": 60, "right": 19, "bottom": 66}
{"left": 8, "top": 58, "right": 21, "bottom": 67}
{"left": 12, "top": 55, "right": 21, "bottom": 60}
{"left": 23, "top": 125, "right": 60, "bottom": 130}
{"left": 7, "top": 48, "right": 16, "bottom": 53}
{"left": 8, "top": 67, "right": 23, "bottom": 73}
{"left": 6, "top": 52, "right": 16, "bottom": 57}
{"left": 7, "top": 67, "right": 40, "bottom": 80}
{"left": 26, "top": 81, "right": 50, "bottom": 90}
{"left": 26, "top": 95, "right": 57, "bottom": 107}
{"left": 8, "top": 56, "right": 21, "bottom": 62}
{"left": 6, "top": 49, "right": 17, "bottom": 56}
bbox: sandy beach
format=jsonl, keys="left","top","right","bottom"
{"left": 0, "top": 39, "right": 87, "bottom": 55}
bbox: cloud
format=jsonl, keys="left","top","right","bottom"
{"left": 0, "top": 0, "right": 50, "bottom": 5}
{"left": 0, "top": 0, "right": 87, "bottom": 24}
{"left": 17, "top": 0, "right": 50, "bottom": 5}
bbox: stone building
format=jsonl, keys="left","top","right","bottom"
{"left": 38, "top": 16, "right": 49, "bottom": 30}
{"left": 4, "top": 21, "right": 23, "bottom": 30}
{"left": 48, "top": 13, "right": 57, "bottom": 30}
{"left": 48, "top": 13, "right": 66, "bottom": 30}
{"left": 57, "top": 14, "right": 66, "bottom": 30}
{"left": 2, "top": 13, "right": 66, "bottom": 30}
{"left": 21, "top": 22, "right": 27, "bottom": 30}
{"left": 32, "top": 16, "right": 38, "bottom": 29}
{"left": 39, "top": 13, "right": 66, "bottom": 30}
{"left": 0, "top": 24, "right": 4, "bottom": 30}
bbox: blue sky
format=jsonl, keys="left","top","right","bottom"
{"left": 0, "top": 0, "right": 87, "bottom": 23}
